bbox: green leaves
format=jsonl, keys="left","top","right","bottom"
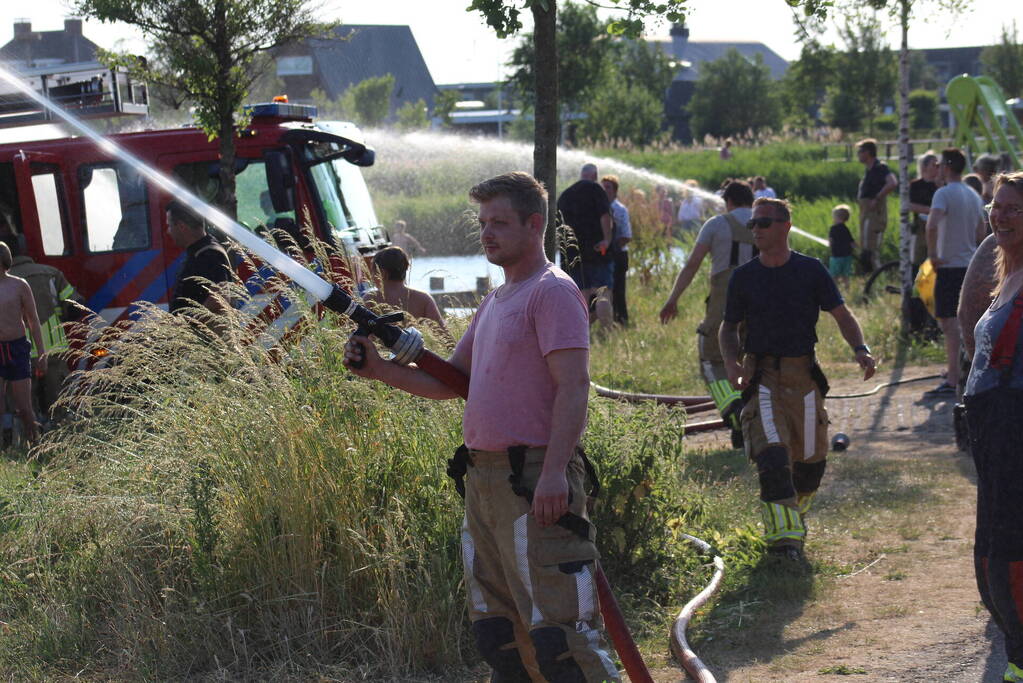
{"left": 467, "top": 0, "right": 524, "bottom": 37}
{"left": 470, "top": 0, "right": 689, "bottom": 39}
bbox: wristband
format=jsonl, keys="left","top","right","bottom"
{"left": 853, "top": 344, "right": 870, "bottom": 354}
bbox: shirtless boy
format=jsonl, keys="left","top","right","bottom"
{"left": 0, "top": 242, "right": 47, "bottom": 445}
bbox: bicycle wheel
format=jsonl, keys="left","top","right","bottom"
{"left": 861, "top": 260, "right": 902, "bottom": 303}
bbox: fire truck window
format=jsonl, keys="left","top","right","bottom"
{"left": 173, "top": 160, "right": 296, "bottom": 237}
{"left": 30, "top": 173, "right": 68, "bottom": 256}
{"left": 309, "top": 161, "right": 351, "bottom": 233}
{"left": 81, "top": 164, "right": 150, "bottom": 252}
{"left": 235, "top": 160, "right": 295, "bottom": 232}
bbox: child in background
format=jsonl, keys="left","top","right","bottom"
{"left": 828, "top": 204, "right": 856, "bottom": 289}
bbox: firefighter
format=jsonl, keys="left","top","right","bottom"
{"left": 720, "top": 198, "right": 875, "bottom": 563}
{"left": 660, "top": 180, "right": 757, "bottom": 448}
{"left": 7, "top": 239, "right": 82, "bottom": 428}
{"left": 166, "top": 201, "right": 233, "bottom": 315}
{"left": 344, "top": 172, "right": 620, "bottom": 682}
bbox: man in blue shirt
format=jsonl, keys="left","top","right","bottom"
{"left": 720, "top": 198, "right": 876, "bottom": 563}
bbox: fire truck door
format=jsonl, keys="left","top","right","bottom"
{"left": 12, "top": 151, "right": 75, "bottom": 265}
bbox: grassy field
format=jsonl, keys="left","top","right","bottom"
{"left": 0, "top": 138, "right": 942, "bottom": 679}
{"left": 0, "top": 241, "right": 944, "bottom": 680}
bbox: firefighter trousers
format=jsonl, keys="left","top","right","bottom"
{"left": 858, "top": 198, "right": 888, "bottom": 271}
{"left": 461, "top": 447, "right": 620, "bottom": 683}
{"left": 740, "top": 356, "right": 829, "bottom": 550}
{"left": 698, "top": 270, "right": 743, "bottom": 428}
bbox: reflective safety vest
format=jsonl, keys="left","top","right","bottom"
{"left": 8, "top": 256, "right": 78, "bottom": 356}
{"left": 699, "top": 212, "right": 757, "bottom": 336}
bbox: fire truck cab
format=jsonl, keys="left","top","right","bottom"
{"left": 0, "top": 99, "right": 387, "bottom": 332}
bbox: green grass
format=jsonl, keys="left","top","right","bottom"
{"left": 0, "top": 267, "right": 775, "bottom": 679}
{"left": 0, "top": 138, "right": 950, "bottom": 678}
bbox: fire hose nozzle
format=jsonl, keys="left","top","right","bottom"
{"left": 389, "top": 327, "right": 424, "bottom": 365}
{"left": 323, "top": 285, "right": 424, "bottom": 367}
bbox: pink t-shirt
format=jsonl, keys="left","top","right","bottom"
{"left": 456, "top": 263, "right": 589, "bottom": 451}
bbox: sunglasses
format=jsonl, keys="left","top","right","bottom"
{"left": 746, "top": 216, "right": 781, "bottom": 229}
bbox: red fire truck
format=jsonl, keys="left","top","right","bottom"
{"left": 0, "top": 68, "right": 387, "bottom": 352}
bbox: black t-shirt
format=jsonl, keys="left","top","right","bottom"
{"left": 557, "top": 180, "right": 611, "bottom": 263}
{"left": 909, "top": 178, "right": 938, "bottom": 228}
{"left": 859, "top": 160, "right": 893, "bottom": 199}
{"left": 828, "top": 223, "right": 855, "bottom": 257}
{"left": 170, "top": 234, "right": 233, "bottom": 313}
{"left": 724, "top": 251, "right": 844, "bottom": 357}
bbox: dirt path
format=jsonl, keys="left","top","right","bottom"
{"left": 646, "top": 365, "right": 1005, "bottom": 683}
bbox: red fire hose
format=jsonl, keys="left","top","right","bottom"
{"left": 591, "top": 383, "right": 727, "bottom": 435}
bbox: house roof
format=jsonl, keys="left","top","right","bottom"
{"left": 652, "top": 39, "right": 789, "bottom": 81}
{"left": 0, "top": 20, "right": 99, "bottom": 68}
{"left": 305, "top": 25, "right": 437, "bottom": 108}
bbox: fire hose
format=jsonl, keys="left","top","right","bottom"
{"left": 591, "top": 383, "right": 726, "bottom": 434}
{"left": 593, "top": 373, "right": 948, "bottom": 434}
{"left": 670, "top": 534, "right": 725, "bottom": 683}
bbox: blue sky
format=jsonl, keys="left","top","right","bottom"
{"left": 0, "top": 0, "right": 1013, "bottom": 84}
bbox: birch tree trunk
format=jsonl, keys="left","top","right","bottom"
{"left": 897, "top": 0, "right": 913, "bottom": 331}
{"left": 532, "top": 0, "right": 559, "bottom": 260}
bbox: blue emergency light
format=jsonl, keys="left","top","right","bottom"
{"left": 246, "top": 101, "right": 318, "bottom": 121}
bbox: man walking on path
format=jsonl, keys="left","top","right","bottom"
{"left": 660, "top": 180, "right": 757, "bottom": 448}
{"left": 344, "top": 172, "right": 620, "bottom": 683}
{"left": 925, "top": 148, "right": 987, "bottom": 396}
{"left": 558, "top": 163, "right": 613, "bottom": 331}
{"left": 0, "top": 242, "right": 47, "bottom": 446}
{"left": 720, "top": 197, "right": 875, "bottom": 562}
{"left": 601, "top": 174, "right": 632, "bottom": 326}
{"left": 856, "top": 138, "right": 898, "bottom": 272}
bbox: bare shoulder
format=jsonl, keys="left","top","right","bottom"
{"left": 0, "top": 273, "right": 30, "bottom": 294}
{"left": 407, "top": 288, "right": 435, "bottom": 315}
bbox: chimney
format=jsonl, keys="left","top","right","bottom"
{"left": 64, "top": 18, "right": 83, "bottom": 36}
{"left": 670, "top": 24, "right": 689, "bottom": 60}
{"left": 13, "top": 19, "right": 32, "bottom": 40}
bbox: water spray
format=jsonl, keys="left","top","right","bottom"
{"left": 367, "top": 129, "right": 834, "bottom": 250}
{"left": 0, "top": 65, "right": 654, "bottom": 681}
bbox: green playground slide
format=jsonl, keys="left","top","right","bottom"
{"left": 946, "top": 74, "right": 1023, "bottom": 168}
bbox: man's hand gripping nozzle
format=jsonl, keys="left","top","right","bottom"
{"left": 323, "top": 284, "right": 424, "bottom": 368}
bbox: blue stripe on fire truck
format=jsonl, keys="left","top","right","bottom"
{"left": 86, "top": 249, "right": 162, "bottom": 313}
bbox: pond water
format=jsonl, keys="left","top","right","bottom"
{"left": 407, "top": 248, "right": 686, "bottom": 296}
{"left": 407, "top": 253, "right": 505, "bottom": 293}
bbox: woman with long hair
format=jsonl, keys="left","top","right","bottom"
{"left": 963, "top": 171, "right": 1023, "bottom": 683}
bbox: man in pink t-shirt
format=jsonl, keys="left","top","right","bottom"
{"left": 344, "top": 172, "right": 620, "bottom": 682}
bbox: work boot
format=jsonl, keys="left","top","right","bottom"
{"left": 766, "top": 544, "right": 810, "bottom": 572}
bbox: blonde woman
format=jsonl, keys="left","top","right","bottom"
{"left": 962, "top": 171, "right": 1023, "bottom": 683}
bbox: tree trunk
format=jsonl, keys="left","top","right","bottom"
{"left": 214, "top": 0, "right": 238, "bottom": 220}
{"left": 897, "top": 0, "right": 912, "bottom": 332}
{"left": 532, "top": 0, "right": 558, "bottom": 261}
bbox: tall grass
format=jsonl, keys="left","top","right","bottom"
{"left": 0, "top": 266, "right": 776, "bottom": 679}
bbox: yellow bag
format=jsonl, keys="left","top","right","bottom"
{"left": 915, "top": 258, "right": 936, "bottom": 317}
